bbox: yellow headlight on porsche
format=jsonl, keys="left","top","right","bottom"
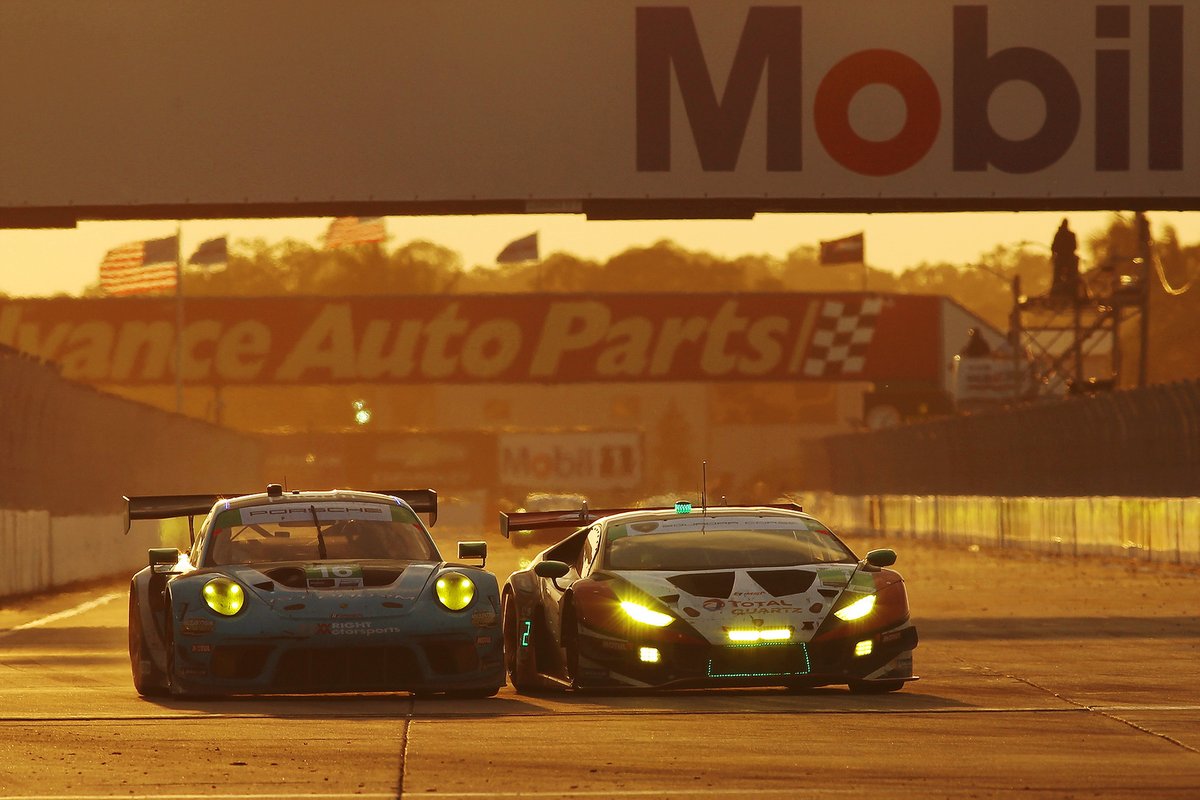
{"left": 202, "top": 577, "right": 245, "bottom": 616}
{"left": 435, "top": 572, "right": 476, "bottom": 611}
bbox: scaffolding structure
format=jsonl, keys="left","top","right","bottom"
{"left": 1010, "top": 212, "right": 1152, "bottom": 398}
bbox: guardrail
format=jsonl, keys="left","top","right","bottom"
{"left": 807, "top": 493, "right": 1200, "bottom": 566}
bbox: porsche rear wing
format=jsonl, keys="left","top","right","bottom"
{"left": 499, "top": 502, "right": 804, "bottom": 538}
{"left": 124, "top": 488, "right": 438, "bottom": 534}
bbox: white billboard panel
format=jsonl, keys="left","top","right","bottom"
{"left": 0, "top": 1, "right": 1196, "bottom": 223}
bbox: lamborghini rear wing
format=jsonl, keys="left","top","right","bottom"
{"left": 124, "top": 488, "right": 438, "bottom": 534}
{"left": 498, "top": 502, "right": 804, "bottom": 538}
{"left": 500, "top": 507, "right": 644, "bottom": 539}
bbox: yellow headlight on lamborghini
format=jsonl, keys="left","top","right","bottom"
{"left": 619, "top": 601, "right": 673, "bottom": 627}
{"left": 435, "top": 572, "right": 476, "bottom": 611}
{"left": 202, "top": 577, "right": 245, "bottom": 616}
{"left": 833, "top": 593, "right": 876, "bottom": 621}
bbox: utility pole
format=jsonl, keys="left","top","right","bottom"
{"left": 174, "top": 222, "right": 184, "bottom": 414}
{"left": 1009, "top": 275, "right": 1023, "bottom": 401}
{"left": 1135, "top": 211, "right": 1152, "bottom": 388}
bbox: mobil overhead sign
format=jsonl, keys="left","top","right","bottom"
{"left": 0, "top": 295, "right": 945, "bottom": 385}
{"left": 0, "top": 1, "right": 1195, "bottom": 224}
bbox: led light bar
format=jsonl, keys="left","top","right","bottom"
{"left": 726, "top": 628, "right": 792, "bottom": 643}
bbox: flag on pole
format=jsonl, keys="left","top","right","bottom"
{"left": 819, "top": 232, "right": 865, "bottom": 265}
{"left": 496, "top": 232, "right": 539, "bottom": 263}
{"left": 187, "top": 236, "right": 228, "bottom": 271}
{"left": 99, "top": 235, "right": 179, "bottom": 296}
{"left": 324, "top": 216, "right": 386, "bottom": 248}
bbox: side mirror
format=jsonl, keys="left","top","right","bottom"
{"left": 865, "top": 548, "right": 897, "bottom": 568}
{"left": 457, "top": 541, "right": 488, "bottom": 567}
{"left": 534, "top": 560, "right": 571, "bottom": 579}
{"left": 149, "top": 547, "right": 182, "bottom": 574}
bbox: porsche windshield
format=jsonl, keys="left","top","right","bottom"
{"left": 205, "top": 502, "right": 438, "bottom": 566}
{"left": 604, "top": 516, "right": 855, "bottom": 571}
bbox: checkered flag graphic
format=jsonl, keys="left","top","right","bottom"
{"left": 802, "top": 297, "right": 883, "bottom": 377}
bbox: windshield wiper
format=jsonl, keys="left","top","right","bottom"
{"left": 309, "top": 505, "right": 328, "bottom": 560}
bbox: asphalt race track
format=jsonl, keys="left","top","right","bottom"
{"left": 1, "top": 532, "right": 1197, "bottom": 800}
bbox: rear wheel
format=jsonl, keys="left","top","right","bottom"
{"left": 502, "top": 592, "right": 541, "bottom": 693}
{"left": 127, "top": 591, "right": 168, "bottom": 697}
{"left": 848, "top": 679, "right": 906, "bottom": 694}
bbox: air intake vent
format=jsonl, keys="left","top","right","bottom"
{"left": 667, "top": 572, "right": 735, "bottom": 599}
{"left": 748, "top": 570, "right": 816, "bottom": 597}
{"left": 263, "top": 566, "right": 404, "bottom": 589}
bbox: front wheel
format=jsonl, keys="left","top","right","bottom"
{"left": 502, "top": 593, "right": 542, "bottom": 693}
{"left": 128, "top": 591, "right": 168, "bottom": 697}
{"left": 161, "top": 593, "right": 200, "bottom": 699}
{"left": 562, "top": 604, "right": 582, "bottom": 690}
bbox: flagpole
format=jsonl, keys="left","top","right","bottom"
{"left": 175, "top": 222, "right": 184, "bottom": 414}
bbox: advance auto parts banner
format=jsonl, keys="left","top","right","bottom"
{"left": 0, "top": 295, "right": 941, "bottom": 385}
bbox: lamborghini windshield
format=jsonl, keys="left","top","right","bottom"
{"left": 604, "top": 515, "right": 855, "bottom": 571}
{"left": 204, "top": 501, "right": 439, "bottom": 566}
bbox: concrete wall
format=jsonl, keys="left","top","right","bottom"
{"left": 0, "top": 513, "right": 172, "bottom": 600}
{"left": 806, "top": 493, "right": 1200, "bottom": 566}
{"left": 0, "top": 510, "right": 52, "bottom": 597}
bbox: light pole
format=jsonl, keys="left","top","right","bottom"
{"left": 965, "top": 260, "right": 1025, "bottom": 403}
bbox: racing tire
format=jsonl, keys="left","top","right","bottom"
{"left": 561, "top": 603, "right": 583, "bottom": 691}
{"left": 502, "top": 592, "right": 543, "bottom": 694}
{"left": 128, "top": 592, "right": 168, "bottom": 697}
{"left": 162, "top": 593, "right": 203, "bottom": 699}
{"left": 848, "top": 679, "right": 906, "bottom": 694}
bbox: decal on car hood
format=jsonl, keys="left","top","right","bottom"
{"left": 304, "top": 564, "right": 364, "bottom": 589}
{"left": 612, "top": 564, "right": 862, "bottom": 644}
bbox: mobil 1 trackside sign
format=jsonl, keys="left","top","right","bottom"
{"left": 0, "top": 1, "right": 1194, "bottom": 224}
{"left": 499, "top": 432, "right": 643, "bottom": 491}
{"left": 0, "top": 294, "right": 943, "bottom": 386}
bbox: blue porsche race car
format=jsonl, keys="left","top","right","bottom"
{"left": 499, "top": 501, "right": 918, "bottom": 694}
{"left": 126, "top": 485, "right": 504, "bottom": 698}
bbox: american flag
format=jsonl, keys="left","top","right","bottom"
{"left": 323, "top": 216, "right": 386, "bottom": 249}
{"left": 98, "top": 235, "right": 179, "bottom": 296}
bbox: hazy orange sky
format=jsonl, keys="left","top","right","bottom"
{"left": 2, "top": 210, "right": 1197, "bottom": 297}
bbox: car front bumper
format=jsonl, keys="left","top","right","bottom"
{"left": 573, "top": 621, "right": 919, "bottom": 690}
{"left": 169, "top": 615, "right": 504, "bottom": 695}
